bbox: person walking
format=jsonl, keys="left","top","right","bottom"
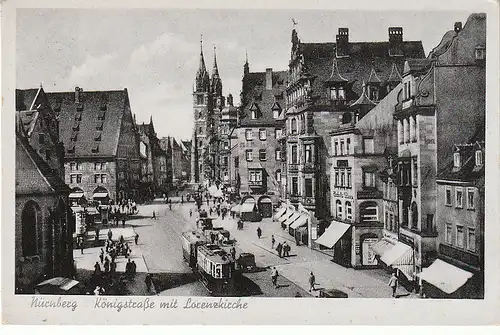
{"left": 257, "top": 227, "right": 262, "bottom": 239}
{"left": 107, "top": 229, "right": 113, "bottom": 240}
{"left": 271, "top": 267, "right": 279, "bottom": 288}
{"left": 271, "top": 235, "right": 276, "bottom": 249}
{"left": 152, "top": 211, "right": 156, "bottom": 220}
{"left": 145, "top": 273, "right": 153, "bottom": 293}
{"left": 99, "top": 248, "right": 104, "bottom": 264}
{"left": 80, "top": 240, "right": 84, "bottom": 255}
{"left": 282, "top": 242, "right": 289, "bottom": 257}
{"left": 94, "top": 261, "right": 101, "bottom": 276}
{"left": 230, "top": 247, "right": 236, "bottom": 260}
{"left": 389, "top": 271, "right": 398, "bottom": 298}
{"left": 189, "top": 209, "right": 193, "bottom": 217}
{"left": 134, "top": 232, "right": 139, "bottom": 245}
{"left": 276, "top": 242, "right": 283, "bottom": 258}
{"left": 309, "top": 272, "right": 316, "bottom": 292}
{"left": 122, "top": 217, "right": 126, "bottom": 227}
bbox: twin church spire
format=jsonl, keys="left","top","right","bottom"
{"left": 195, "top": 35, "right": 222, "bottom": 96}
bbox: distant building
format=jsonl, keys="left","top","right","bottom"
{"left": 235, "top": 65, "right": 287, "bottom": 218}
{"left": 47, "top": 87, "right": 142, "bottom": 202}
{"left": 283, "top": 27, "right": 424, "bottom": 248}
{"left": 393, "top": 14, "right": 485, "bottom": 286}
{"left": 218, "top": 94, "right": 238, "bottom": 188}
{"left": 15, "top": 88, "right": 73, "bottom": 293}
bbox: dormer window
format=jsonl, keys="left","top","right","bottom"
{"left": 475, "top": 46, "right": 485, "bottom": 61}
{"left": 330, "top": 86, "right": 345, "bottom": 100}
{"left": 291, "top": 118, "right": 298, "bottom": 135}
{"left": 475, "top": 150, "right": 483, "bottom": 166}
{"left": 251, "top": 110, "right": 257, "bottom": 119}
{"left": 368, "top": 86, "right": 379, "bottom": 101}
{"left": 273, "top": 109, "right": 280, "bottom": 119}
{"left": 97, "top": 111, "right": 106, "bottom": 120}
{"left": 453, "top": 152, "right": 461, "bottom": 168}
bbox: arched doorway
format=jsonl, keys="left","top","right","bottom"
{"left": 21, "top": 200, "right": 42, "bottom": 257}
{"left": 360, "top": 233, "right": 379, "bottom": 267}
{"left": 258, "top": 196, "right": 273, "bottom": 218}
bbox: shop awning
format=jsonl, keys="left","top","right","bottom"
{"left": 240, "top": 202, "right": 256, "bottom": 213}
{"left": 214, "top": 189, "right": 224, "bottom": 198}
{"left": 283, "top": 212, "right": 301, "bottom": 227}
{"left": 372, "top": 238, "right": 396, "bottom": 257}
{"left": 381, "top": 242, "right": 413, "bottom": 266}
{"left": 69, "top": 192, "right": 85, "bottom": 199}
{"left": 315, "top": 221, "right": 351, "bottom": 249}
{"left": 92, "top": 192, "right": 109, "bottom": 199}
{"left": 278, "top": 211, "right": 294, "bottom": 223}
{"left": 290, "top": 214, "right": 308, "bottom": 229}
{"left": 36, "top": 277, "right": 80, "bottom": 291}
{"left": 274, "top": 207, "right": 287, "bottom": 220}
{"left": 418, "top": 259, "right": 474, "bottom": 294}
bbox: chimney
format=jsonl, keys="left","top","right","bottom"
{"left": 266, "top": 68, "right": 273, "bottom": 90}
{"left": 75, "top": 87, "right": 81, "bottom": 104}
{"left": 336, "top": 28, "right": 349, "bottom": 57}
{"left": 227, "top": 94, "right": 234, "bottom": 106}
{"left": 388, "top": 27, "right": 403, "bottom": 56}
{"left": 454, "top": 22, "right": 462, "bottom": 33}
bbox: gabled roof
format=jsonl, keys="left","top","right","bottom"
{"left": 387, "top": 63, "right": 403, "bottom": 82}
{"left": 350, "top": 81, "right": 376, "bottom": 107}
{"left": 47, "top": 89, "right": 129, "bottom": 158}
{"left": 325, "top": 58, "right": 348, "bottom": 83}
{"left": 240, "top": 70, "right": 287, "bottom": 126}
{"left": 17, "top": 132, "right": 71, "bottom": 193}
{"left": 367, "top": 68, "right": 382, "bottom": 84}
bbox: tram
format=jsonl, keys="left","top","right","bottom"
{"left": 181, "top": 230, "right": 209, "bottom": 268}
{"left": 196, "top": 243, "right": 236, "bottom": 296}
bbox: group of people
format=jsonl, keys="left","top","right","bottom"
{"left": 208, "top": 204, "right": 228, "bottom": 220}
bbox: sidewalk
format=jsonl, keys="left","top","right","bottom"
{"left": 202, "top": 211, "right": 418, "bottom": 299}
{"left": 74, "top": 226, "right": 157, "bottom": 295}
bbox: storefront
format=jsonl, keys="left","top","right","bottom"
{"left": 289, "top": 213, "right": 309, "bottom": 245}
{"left": 240, "top": 197, "right": 261, "bottom": 222}
{"left": 315, "top": 220, "right": 352, "bottom": 267}
{"left": 372, "top": 237, "right": 416, "bottom": 289}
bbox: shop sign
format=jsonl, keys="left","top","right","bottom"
{"left": 332, "top": 190, "right": 354, "bottom": 199}
{"left": 363, "top": 238, "right": 379, "bottom": 266}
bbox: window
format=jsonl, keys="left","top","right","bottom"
{"left": 453, "top": 152, "right": 461, "bottom": 168}
{"left": 336, "top": 200, "right": 343, "bottom": 219}
{"left": 21, "top": 201, "right": 40, "bottom": 257}
{"left": 251, "top": 110, "right": 257, "bottom": 119}
{"left": 456, "top": 225, "right": 464, "bottom": 248}
{"left": 334, "top": 141, "right": 339, "bottom": 156}
{"left": 291, "top": 177, "right": 298, "bottom": 195}
{"left": 341, "top": 112, "right": 352, "bottom": 124}
{"left": 456, "top": 187, "right": 463, "bottom": 208}
{"left": 411, "top": 202, "right": 418, "bottom": 229}
{"left": 345, "top": 201, "right": 352, "bottom": 221}
{"left": 275, "top": 149, "right": 281, "bottom": 161}
{"left": 96, "top": 122, "right": 104, "bottom": 131}
{"left": 291, "top": 118, "right": 298, "bottom": 134}
{"left": 475, "top": 150, "right": 483, "bottom": 166}
{"left": 71, "top": 132, "right": 78, "bottom": 141}
{"left": 245, "top": 129, "right": 253, "bottom": 141}
{"left": 70, "top": 174, "right": 82, "bottom": 184}
{"left": 359, "top": 201, "right": 378, "bottom": 224}
{"left": 346, "top": 138, "right": 351, "bottom": 154}
{"left": 411, "top": 116, "right": 417, "bottom": 142}
{"left": 445, "top": 223, "right": 453, "bottom": 244}
{"left": 97, "top": 112, "right": 106, "bottom": 120}
{"left": 335, "top": 170, "right": 339, "bottom": 187}
{"left": 38, "top": 133, "right": 45, "bottom": 144}
{"left": 94, "top": 133, "right": 102, "bottom": 141}
{"left": 305, "top": 178, "right": 313, "bottom": 197}
{"left": 467, "top": 188, "right": 475, "bottom": 209}
{"left": 412, "top": 158, "right": 418, "bottom": 186}
{"left": 340, "top": 171, "right": 345, "bottom": 187}
{"left": 340, "top": 140, "right": 345, "bottom": 155}
{"left": 259, "top": 149, "right": 267, "bottom": 161}
{"left": 275, "top": 170, "right": 281, "bottom": 183}
{"left": 197, "top": 95, "right": 204, "bottom": 105}
{"left": 305, "top": 144, "right": 313, "bottom": 163}
{"left": 369, "top": 86, "right": 379, "bottom": 101}
{"left": 273, "top": 109, "right": 280, "bottom": 119}
{"left": 445, "top": 186, "right": 452, "bottom": 206}
{"left": 291, "top": 145, "right": 298, "bottom": 164}
{"left": 234, "top": 157, "right": 239, "bottom": 168}
{"left": 363, "top": 171, "right": 376, "bottom": 188}
{"left": 245, "top": 150, "right": 253, "bottom": 162}
{"left": 363, "top": 138, "right": 374, "bottom": 154}
{"left": 199, "top": 127, "right": 202, "bottom": 133}
{"left": 347, "top": 170, "right": 351, "bottom": 187}
{"left": 467, "top": 228, "right": 476, "bottom": 252}
{"left": 94, "top": 174, "right": 107, "bottom": 183}
{"left": 426, "top": 214, "right": 433, "bottom": 232}
{"left": 475, "top": 46, "right": 485, "bottom": 60}
{"left": 70, "top": 162, "right": 77, "bottom": 171}
{"left": 330, "top": 87, "right": 338, "bottom": 100}
{"left": 249, "top": 170, "right": 262, "bottom": 183}
{"left": 75, "top": 113, "right": 82, "bottom": 121}
{"left": 275, "top": 128, "right": 282, "bottom": 138}
{"left": 259, "top": 129, "right": 267, "bottom": 141}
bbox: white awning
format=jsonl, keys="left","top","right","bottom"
{"left": 315, "top": 221, "right": 351, "bottom": 248}
{"left": 371, "top": 238, "right": 396, "bottom": 257}
{"left": 274, "top": 207, "right": 287, "bottom": 220}
{"left": 278, "top": 211, "right": 294, "bottom": 223}
{"left": 381, "top": 242, "right": 413, "bottom": 266}
{"left": 214, "top": 189, "right": 224, "bottom": 198}
{"left": 37, "top": 277, "right": 80, "bottom": 291}
{"left": 92, "top": 192, "right": 109, "bottom": 198}
{"left": 240, "top": 202, "right": 256, "bottom": 213}
{"left": 283, "top": 212, "right": 301, "bottom": 227}
{"left": 230, "top": 204, "right": 241, "bottom": 212}
{"left": 418, "top": 259, "right": 474, "bottom": 294}
{"left": 290, "top": 214, "right": 308, "bottom": 229}
{"left": 69, "top": 192, "right": 85, "bottom": 199}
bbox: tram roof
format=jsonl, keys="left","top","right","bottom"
{"left": 182, "top": 229, "right": 209, "bottom": 244}
{"left": 198, "top": 244, "right": 233, "bottom": 264}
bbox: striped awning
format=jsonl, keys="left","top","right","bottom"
{"left": 290, "top": 214, "right": 308, "bottom": 229}
{"left": 274, "top": 207, "right": 287, "bottom": 220}
{"left": 371, "top": 238, "right": 396, "bottom": 257}
{"left": 283, "top": 212, "right": 301, "bottom": 228}
{"left": 278, "top": 211, "right": 294, "bottom": 223}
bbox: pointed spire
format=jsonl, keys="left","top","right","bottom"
{"left": 212, "top": 45, "right": 219, "bottom": 76}
{"left": 367, "top": 67, "right": 382, "bottom": 84}
{"left": 326, "top": 58, "right": 348, "bottom": 83}
{"left": 350, "top": 80, "right": 375, "bottom": 107}
{"left": 198, "top": 34, "right": 206, "bottom": 74}
{"left": 387, "top": 63, "right": 402, "bottom": 83}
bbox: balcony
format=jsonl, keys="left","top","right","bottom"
{"left": 300, "top": 196, "right": 316, "bottom": 207}
{"left": 288, "top": 164, "right": 299, "bottom": 172}
{"left": 302, "top": 162, "right": 316, "bottom": 172}
{"left": 249, "top": 180, "right": 263, "bottom": 187}
{"left": 288, "top": 194, "right": 300, "bottom": 203}
{"left": 357, "top": 189, "right": 383, "bottom": 199}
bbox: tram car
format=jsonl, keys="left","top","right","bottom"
{"left": 196, "top": 243, "right": 236, "bottom": 296}
{"left": 181, "top": 230, "right": 209, "bottom": 268}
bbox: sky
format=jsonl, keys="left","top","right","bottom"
{"left": 17, "top": 9, "right": 474, "bottom": 140}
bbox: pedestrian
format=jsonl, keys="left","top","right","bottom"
{"left": 120, "top": 235, "right": 125, "bottom": 244}
{"left": 80, "top": 241, "right": 84, "bottom": 254}
{"left": 389, "top": 271, "right": 398, "bottom": 298}
{"left": 283, "top": 242, "right": 290, "bottom": 257}
{"left": 99, "top": 248, "right": 104, "bottom": 264}
{"left": 95, "top": 227, "right": 100, "bottom": 242}
{"left": 135, "top": 232, "right": 139, "bottom": 245}
{"left": 145, "top": 273, "right": 153, "bottom": 292}
{"left": 271, "top": 235, "right": 276, "bottom": 249}
{"left": 257, "top": 227, "right": 262, "bottom": 239}
{"left": 122, "top": 218, "right": 126, "bottom": 227}
{"left": 94, "top": 262, "right": 101, "bottom": 276}
{"left": 152, "top": 211, "right": 156, "bottom": 220}
{"left": 309, "top": 272, "right": 316, "bottom": 292}
{"left": 131, "top": 260, "right": 137, "bottom": 274}
{"left": 271, "top": 267, "right": 279, "bottom": 288}
{"left": 110, "top": 260, "right": 117, "bottom": 274}
{"left": 230, "top": 247, "right": 236, "bottom": 260}
{"left": 107, "top": 229, "right": 113, "bottom": 240}
{"left": 104, "top": 258, "right": 110, "bottom": 273}
{"left": 276, "top": 242, "right": 283, "bottom": 258}
{"left": 181, "top": 195, "right": 184, "bottom": 204}
{"left": 125, "top": 258, "right": 132, "bottom": 274}
{"left": 189, "top": 209, "right": 193, "bottom": 217}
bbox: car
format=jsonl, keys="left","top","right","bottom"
{"left": 236, "top": 253, "right": 256, "bottom": 272}
{"left": 317, "top": 288, "right": 349, "bottom": 298}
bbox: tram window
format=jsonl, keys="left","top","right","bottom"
{"left": 216, "top": 265, "right": 221, "bottom": 278}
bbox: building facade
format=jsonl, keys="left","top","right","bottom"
{"left": 393, "top": 14, "right": 486, "bottom": 284}
{"left": 47, "top": 87, "right": 142, "bottom": 203}
{"left": 283, "top": 27, "right": 424, "bottom": 248}
{"left": 219, "top": 94, "right": 238, "bottom": 188}
{"left": 234, "top": 65, "right": 287, "bottom": 217}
